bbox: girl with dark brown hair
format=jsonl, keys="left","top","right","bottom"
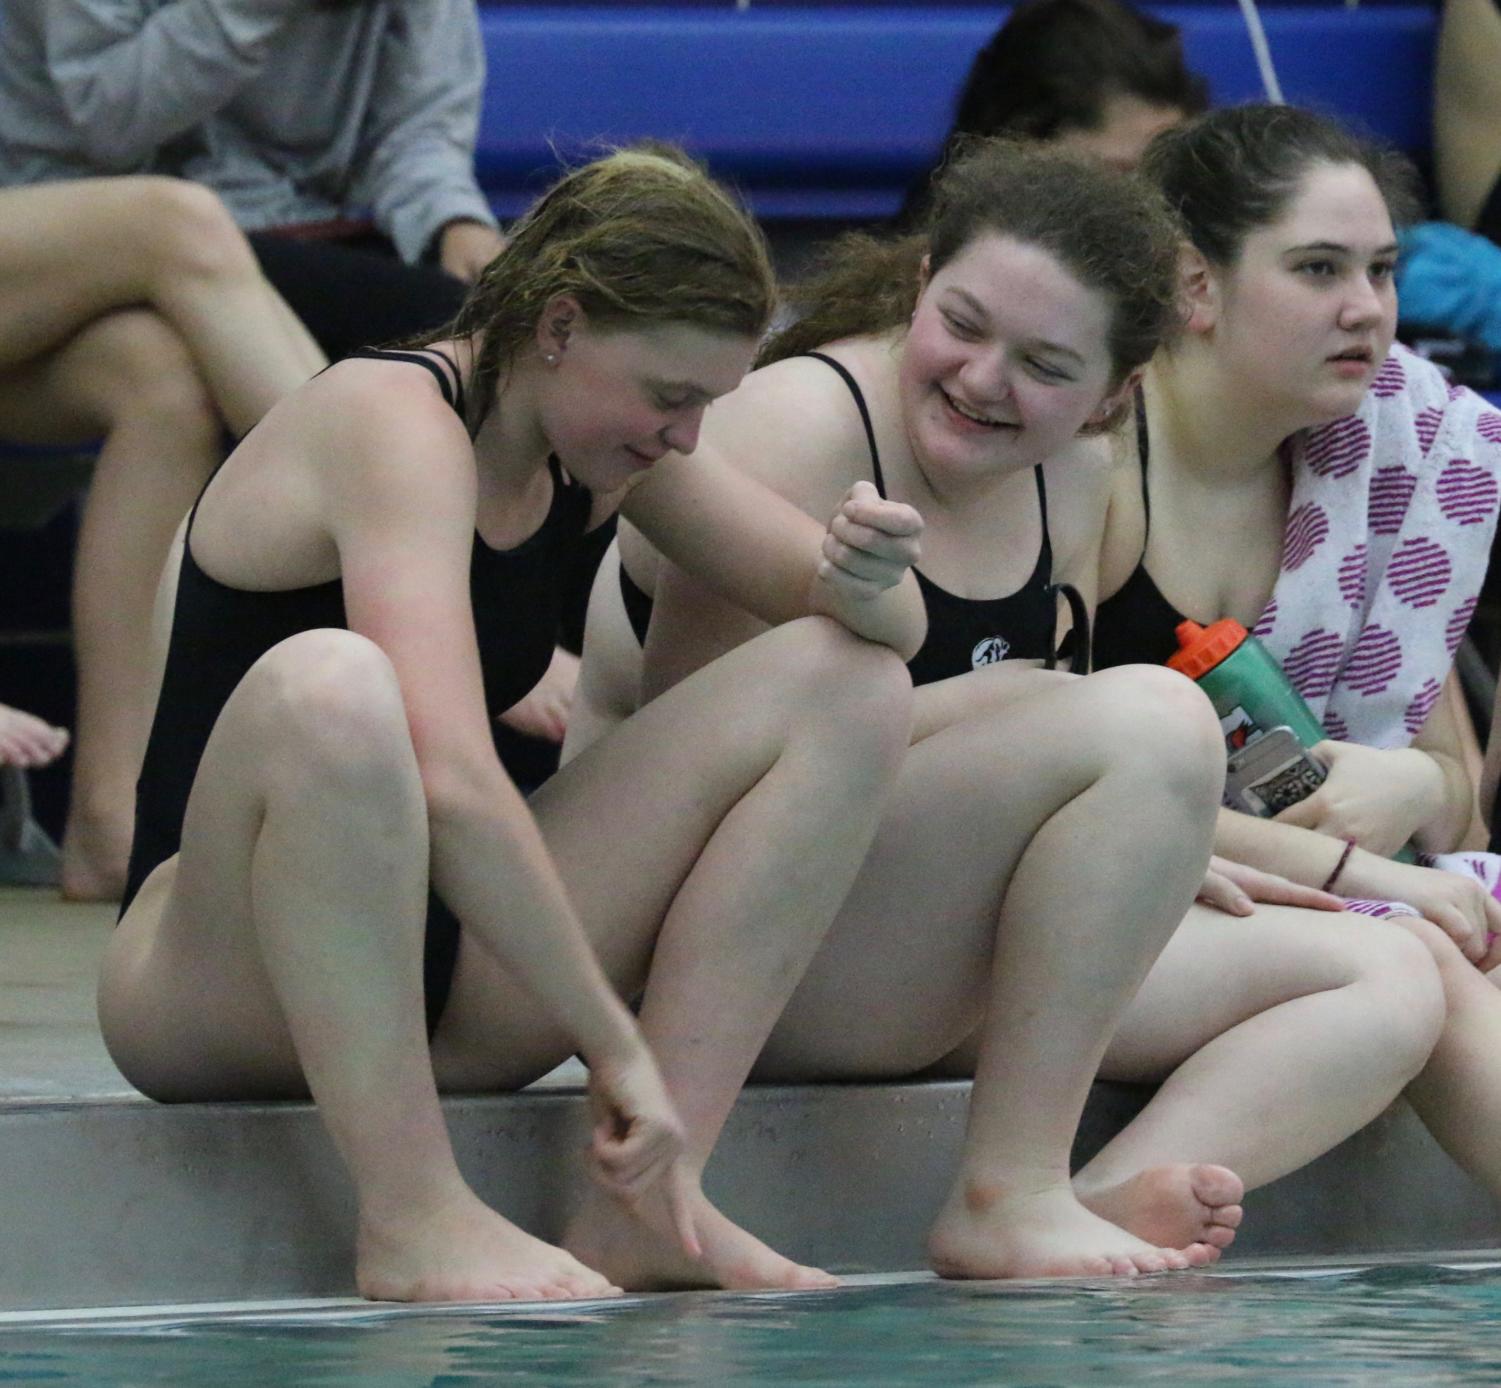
{"left": 570, "top": 141, "right": 1276, "bottom": 1279}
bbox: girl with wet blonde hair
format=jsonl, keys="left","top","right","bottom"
{"left": 100, "top": 146, "right": 926, "bottom": 1302}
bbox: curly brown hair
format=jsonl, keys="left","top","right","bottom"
{"left": 763, "top": 138, "right": 1182, "bottom": 391}
{"left": 415, "top": 144, "right": 776, "bottom": 434}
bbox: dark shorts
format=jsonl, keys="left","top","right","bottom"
{"left": 423, "top": 891, "right": 463, "bottom": 1039}
{"left": 247, "top": 232, "right": 470, "bottom": 363}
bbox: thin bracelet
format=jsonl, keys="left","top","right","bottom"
{"left": 1321, "top": 837, "right": 1357, "bottom": 894}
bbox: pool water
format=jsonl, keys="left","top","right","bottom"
{"left": 4, "top": 1262, "right": 1501, "bottom": 1386}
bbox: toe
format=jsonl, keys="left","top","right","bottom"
{"left": 567, "top": 1271, "right": 620, "bottom": 1299}
{"left": 797, "top": 1266, "right": 840, "bottom": 1291}
{"left": 1212, "top": 1204, "right": 1244, "bottom": 1230}
{"left": 1191, "top": 1165, "right": 1245, "bottom": 1206}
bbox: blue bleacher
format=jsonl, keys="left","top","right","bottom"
{"left": 474, "top": 3, "right": 1438, "bottom": 220}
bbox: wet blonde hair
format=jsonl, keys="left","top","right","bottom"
{"left": 419, "top": 144, "right": 777, "bottom": 433}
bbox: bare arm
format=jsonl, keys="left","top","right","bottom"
{"left": 351, "top": 0, "right": 500, "bottom": 265}
{"left": 621, "top": 453, "right": 925, "bottom": 659}
{"left": 562, "top": 539, "right": 650, "bottom": 762}
{"left": 322, "top": 368, "right": 639, "bottom": 1066}
{"left": 1410, "top": 669, "right": 1483, "bottom": 852}
{"left": 45, "top": 0, "right": 306, "bottom": 168}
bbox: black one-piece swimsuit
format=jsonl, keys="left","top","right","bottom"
{"left": 121, "top": 348, "right": 595, "bottom": 1034}
{"left": 618, "top": 351, "right": 1088, "bottom": 678}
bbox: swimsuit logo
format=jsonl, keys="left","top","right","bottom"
{"left": 971, "top": 636, "right": 1010, "bottom": 668}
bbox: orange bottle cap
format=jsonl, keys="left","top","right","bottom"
{"left": 1166, "top": 618, "right": 1249, "bottom": 681}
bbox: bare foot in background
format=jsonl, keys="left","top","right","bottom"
{"left": 0, "top": 702, "right": 67, "bottom": 769}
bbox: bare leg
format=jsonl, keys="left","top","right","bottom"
{"left": 1074, "top": 907, "right": 1445, "bottom": 1246}
{"left": 99, "top": 631, "right": 616, "bottom": 1302}
{"left": 0, "top": 177, "right": 324, "bottom": 434}
{"left": 0, "top": 310, "right": 224, "bottom": 899}
{"left": 757, "top": 665, "right": 1227, "bottom": 1278}
{"left": 429, "top": 618, "right": 914, "bottom": 1290}
{"left": 1391, "top": 917, "right": 1501, "bottom": 1200}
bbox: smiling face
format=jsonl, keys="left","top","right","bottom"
{"left": 535, "top": 317, "right": 758, "bottom": 489}
{"left": 898, "top": 232, "right": 1123, "bottom": 485}
{"left": 1205, "top": 161, "right": 1399, "bottom": 428}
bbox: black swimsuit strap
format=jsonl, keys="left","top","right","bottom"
{"left": 1033, "top": 464, "right": 1054, "bottom": 581}
{"left": 346, "top": 347, "right": 467, "bottom": 419}
{"left": 188, "top": 347, "right": 469, "bottom": 551}
{"left": 801, "top": 351, "right": 885, "bottom": 494}
{"left": 1032, "top": 464, "right": 1087, "bottom": 673}
{"left": 1133, "top": 386, "right": 1151, "bottom": 527}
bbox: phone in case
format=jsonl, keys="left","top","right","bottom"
{"left": 1223, "top": 725, "right": 1327, "bottom": 817}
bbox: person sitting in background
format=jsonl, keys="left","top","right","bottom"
{"left": 0, "top": 0, "right": 503, "bottom": 360}
{"left": 897, "top": 0, "right": 1207, "bottom": 225}
{"left": 0, "top": 175, "right": 326, "bottom": 900}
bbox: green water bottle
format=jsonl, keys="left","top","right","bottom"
{"left": 1168, "top": 618, "right": 1417, "bottom": 861}
{"left": 1166, "top": 619, "right": 1326, "bottom": 753}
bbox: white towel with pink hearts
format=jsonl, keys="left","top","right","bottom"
{"left": 1251, "top": 345, "right": 1501, "bottom": 749}
{"left": 1245, "top": 346, "right": 1501, "bottom": 915}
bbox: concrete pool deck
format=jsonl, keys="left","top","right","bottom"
{"left": 3, "top": 885, "right": 1500, "bottom": 1313}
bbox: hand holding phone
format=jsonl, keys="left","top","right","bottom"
{"left": 1223, "top": 725, "right": 1327, "bottom": 817}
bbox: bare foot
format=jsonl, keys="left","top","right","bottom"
{"left": 1077, "top": 1164, "right": 1243, "bottom": 1259}
{"left": 357, "top": 1188, "right": 620, "bottom": 1303}
{"left": 928, "top": 1180, "right": 1218, "bottom": 1279}
{"left": 564, "top": 1180, "right": 839, "bottom": 1293}
{"left": 0, "top": 704, "right": 68, "bottom": 770}
{"left": 59, "top": 805, "right": 129, "bottom": 902}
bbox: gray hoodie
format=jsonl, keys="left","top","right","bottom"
{"left": 0, "top": 0, "right": 498, "bottom": 263}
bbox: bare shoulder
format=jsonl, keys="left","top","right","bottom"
{"left": 699, "top": 344, "right": 882, "bottom": 513}
{"left": 296, "top": 355, "right": 477, "bottom": 523}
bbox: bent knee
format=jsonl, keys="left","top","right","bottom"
{"left": 775, "top": 616, "right": 913, "bottom": 744}
{"left": 1072, "top": 664, "right": 1224, "bottom": 798}
{"left": 1351, "top": 918, "right": 1447, "bottom": 1059}
{"left": 243, "top": 630, "right": 414, "bottom": 780}
{"left": 143, "top": 179, "right": 260, "bottom": 285}
{"left": 1395, "top": 911, "right": 1496, "bottom": 998}
{"left": 72, "top": 308, "right": 218, "bottom": 433}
